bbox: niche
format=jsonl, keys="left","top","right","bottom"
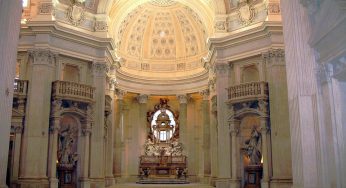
{"left": 241, "top": 65, "right": 259, "bottom": 83}
{"left": 62, "top": 64, "right": 80, "bottom": 83}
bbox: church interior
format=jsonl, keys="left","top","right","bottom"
{"left": 0, "top": 0, "right": 345, "bottom": 188}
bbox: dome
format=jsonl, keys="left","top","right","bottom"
{"left": 116, "top": 1, "right": 208, "bottom": 79}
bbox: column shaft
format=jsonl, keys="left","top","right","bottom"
{"left": 89, "top": 62, "right": 107, "bottom": 186}
{"left": 80, "top": 120, "right": 91, "bottom": 188}
{"left": 200, "top": 90, "right": 211, "bottom": 177}
{"left": 47, "top": 117, "right": 59, "bottom": 188}
{"left": 0, "top": 1, "right": 23, "bottom": 187}
{"left": 260, "top": 118, "right": 270, "bottom": 188}
{"left": 230, "top": 120, "right": 240, "bottom": 188}
{"left": 114, "top": 94, "right": 124, "bottom": 178}
{"left": 11, "top": 125, "right": 22, "bottom": 186}
{"left": 210, "top": 96, "right": 218, "bottom": 182}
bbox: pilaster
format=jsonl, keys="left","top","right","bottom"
{"left": 113, "top": 89, "right": 126, "bottom": 179}
{"left": 281, "top": 0, "right": 320, "bottom": 187}
{"left": 229, "top": 119, "right": 241, "bottom": 188}
{"left": 215, "top": 62, "right": 232, "bottom": 187}
{"left": 89, "top": 61, "right": 108, "bottom": 187}
{"left": 200, "top": 89, "right": 211, "bottom": 179}
{"left": 137, "top": 94, "right": 149, "bottom": 155}
{"left": 177, "top": 94, "right": 188, "bottom": 146}
{"left": 19, "top": 49, "right": 58, "bottom": 187}
{"left": 209, "top": 95, "right": 218, "bottom": 185}
{"left": 262, "top": 49, "right": 292, "bottom": 184}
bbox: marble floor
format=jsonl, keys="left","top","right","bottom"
{"left": 110, "top": 183, "right": 214, "bottom": 188}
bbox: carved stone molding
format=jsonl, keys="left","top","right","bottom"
{"left": 260, "top": 117, "right": 270, "bottom": 133}
{"left": 215, "top": 63, "right": 231, "bottom": 76}
{"left": 211, "top": 95, "right": 217, "bottom": 113}
{"left": 214, "top": 21, "right": 226, "bottom": 32}
{"left": 137, "top": 94, "right": 149, "bottom": 104}
{"left": 199, "top": 89, "right": 210, "bottom": 100}
{"left": 268, "top": 2, "right": 281, "bottom": 14}
{"left": 38, "top": 2, "right": 53, "bottom": 15}
{"left": 177, "top": 94, "right": 188, "bottom": 104}
{"left": 82, "top": 126, "right": 92, "bottom": 136}
{"left": 237, "top": 2, "right": 256, "bottom": 25}
{"left": 115, "top": 89, "right": 127, "bottom": 100}
{"left": 109, "top": 77, "right": 118, "bottom": 91}
{"left": 11, "top": 125, "right": 23, "bottom": 134}
{"left": 95, "top": 21, "right": 108, "bottom": 31}
{"left": 67, "top": 4, "right": 85, "bottom": 26}
{"left": 92, "top": 62, "right": 109, "bottom": 77}
{"left": 229, "top": 120, "right": 240, "bottom": 135}
{"left": 28, "top": 49, "right": 58, "bottom": 66}
{"left": 262, "top": 49, "right": 285, "bottom": 66}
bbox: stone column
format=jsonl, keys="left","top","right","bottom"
{"left": 80, "top": 107, "right": 92, "bottom": 188}
{"left": 137, "top": 94, "right": 149, "bottom": 154}
{"left": 210, "top": 95, "right": 218, "bottom": 184}
{"left": 114, "top": 89, "right": 126, "bottom": 179}
{"left": 47, "top": 115, "right": 60, "bottom": 188}
{"left": 260, "top": 116, "right": 270, "bottom": 188}
{"left": 200, "top": 90, "right": 211, "bottom": 179}
{"left": 105, "top": 94, "right": 115, "bottom": 186}
{"left": 0, "top": 1, "right": 23, "bottom": 187}
{"left": 19, "top": 50, "right": 58, "bottom": 187}
{"left": 263, "top": 49, "right": 292, "bottom": 184}
{"left": 214, "top": 62, "right": 231, "bottom": 188}
{"left": 229, "top": 119, "right": 240, "bottom": 188}
{"left": 177, "top": 95, "right": 188, "bottom": 146}
{"left": 10, "top": 124, "right": 23, "bottom": 187}
{"left": 280, "top": 0, "right": 320, "bottom": 187}
{"left": 89, "top": 62, "right": 108, "bottom": 186}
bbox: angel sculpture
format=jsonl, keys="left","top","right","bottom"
{"left": 243, "top": 126, "right": 262, "bottom": 165}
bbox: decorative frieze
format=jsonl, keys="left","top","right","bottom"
{"left": 38, "top": 2, "right": 53, "bottom": 15}
{"left": 95, "top": 21, "right": 108, "bottom": 31}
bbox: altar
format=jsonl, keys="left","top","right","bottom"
{"left": 137, "top": 99, "right": 188, "bottom": 184}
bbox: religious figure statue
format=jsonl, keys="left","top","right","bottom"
{"left": 58, "top": 126, "right": 78, "bottom": 166}
{"left": 243, "top": 126, "right": 262, "bottom": 165}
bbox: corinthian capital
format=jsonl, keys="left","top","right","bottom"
{"left": 28, "top": 49, "right": 58, "bottom": 66}
{"left": 137, "top": 94, "right": 149, "bottom": 104}
{"left": 115, "top": 89, "right": 126, "bottom": 100}
{"left": 177, "top": 94, "right": 188, "bottom": 104}
{"left": 199, "top": 89, "right": 210, "bottom": 100}
{"left": 262, "top": 49, "right": 285, "bottom": 66}
{"left": 92, "top": 61, "right": 109, "bottom": 77}
{"left": 215, "top": 62, "right": 231, "bottom": 76}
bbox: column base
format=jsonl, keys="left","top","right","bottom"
{"left": 17, "top": 177, "right": 49, "bottom": 188}
{"left": 89, "top": 178, "right": 105, "bottom": 188}
{"left": 215, "top": 178, "right": 230, "bottom": 188}
{"left": 49, "top": 178, "right": 58, "bottom": 188}
{"left": 229, "top": 179, "right": 241, "bottom": 188}
{"left": 79, "top": 178, "right": 90, "bottom": 188}
{"left": 105, "top": 176, "right": 115, "bottom": 187}
{"left": 261, "top": 180, "right": 270, "bottom": 188}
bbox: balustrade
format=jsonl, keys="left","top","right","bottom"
{"left": 14, "top": 79, "right": 28, "bottom": 96}
{"left": 52, "top": 81, "right": 94, "bottom": 103}
{"left": 227, "top": 81, "right": 268, "bottom": 104}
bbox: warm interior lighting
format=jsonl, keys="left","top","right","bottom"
{"left": 22, "top": 0, "right": 29, "bottom": 7}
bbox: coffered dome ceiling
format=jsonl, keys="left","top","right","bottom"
{"left": 115, "top": 0, "right": 209, "bottom": 79}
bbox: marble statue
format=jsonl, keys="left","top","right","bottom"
{"left": 244, "top": 126, "right": 262, "bottom": 165}
{"left": 58, "top": 126, "right": 78, "bottom": 166}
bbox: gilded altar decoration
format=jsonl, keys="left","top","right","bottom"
{"left": 139, "top": 98, "right": 187, "bottom": 183}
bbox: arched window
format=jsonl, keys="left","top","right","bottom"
{"left": 151, "top": 109, "right": 176, "bottom": 141}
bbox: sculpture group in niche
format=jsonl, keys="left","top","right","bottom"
{"left": 242, "top": 126, "right": 262, "bottom": 165}
{"left": 58, "top": 125, "right": 78, "bottom": 167}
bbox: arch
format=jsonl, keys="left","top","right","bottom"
{"left": 228, "top": 107, "right": 266, "bottom": 121}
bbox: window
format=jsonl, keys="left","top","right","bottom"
{"left": 22, "top": 0, "right": 29, "bottom": 7}
{"left": 151, "top": 109, "right": 176, "bottom": 141}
